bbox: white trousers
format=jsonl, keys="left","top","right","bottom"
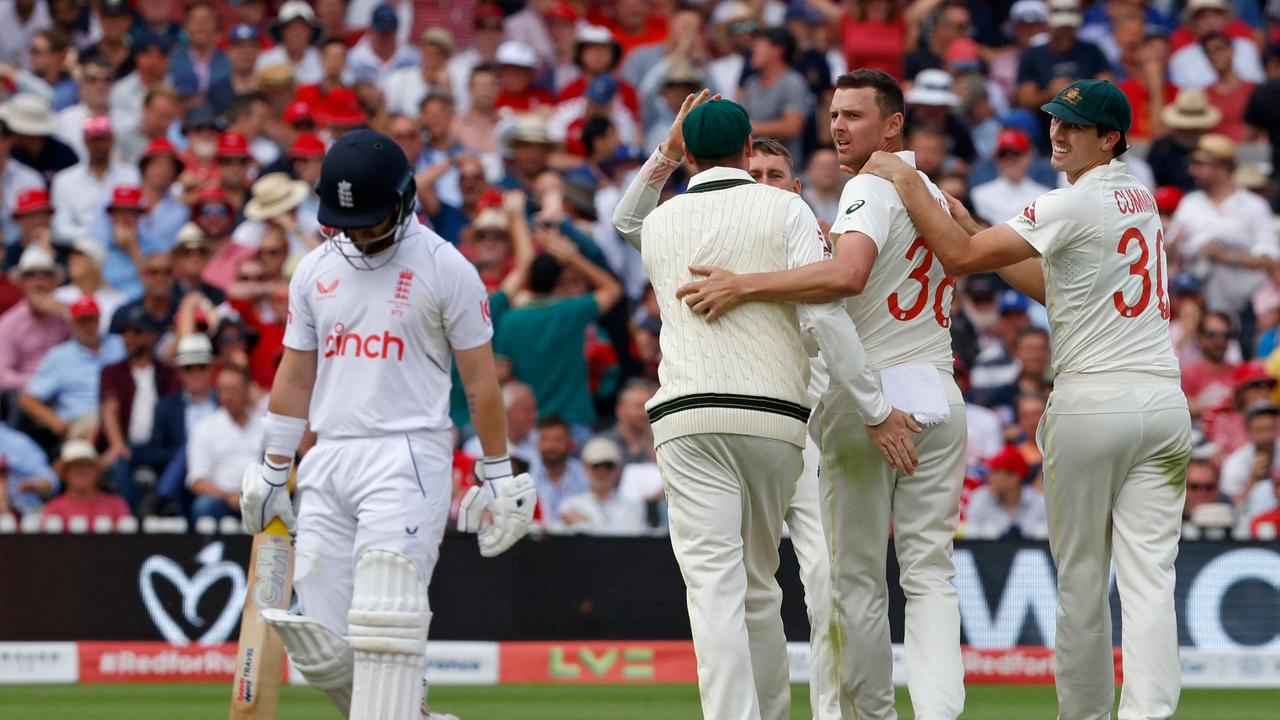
{"left": 815, "top": 391, "right": 967, "bottom": 720}
{"left": 292, "top": 431, "right": 453, "bottom": 638}
{"left": 1038, "top": 376, "right": 1191, "bottom": 720}
{"left": 658, "top": 432, "right": 803, "bottom": 720}
{"left": 786, "top": 436, "right": 840, "bottom": 720}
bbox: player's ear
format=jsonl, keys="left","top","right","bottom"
{"left": 884, "top": 112, "right": 905, "bottom": 142}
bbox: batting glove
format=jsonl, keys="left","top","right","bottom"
{"left": 457, "top": 457, "right": 536, "bottom": 557}
{"left": 240, "top": 459, "right": 296, "bottom": 535}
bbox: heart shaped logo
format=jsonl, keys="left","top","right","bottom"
{"left": 138, "top": 542, "right": 247, "bottom": 645}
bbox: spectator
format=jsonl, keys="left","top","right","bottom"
{"left": 53, "top": 237, "right": 123, "bottom": 334}
{"left": 1011, "top": 392, "right": 1047, "bottom": 474}
{"left": 0, "top": 421, "right": 56, "bottom": 515}
{"left": 559, "top": 435, "right": 647, "bottom": 534}
{"left": 258, "top": 0, "right": 324, "bottom": 85}
{"left": 19, "top": 295, "right": 123, "bottom": 444}
{"left": 969, "top": 289, "right": 1033, "bottom": 410}
{"left": 1168, "top": 0, "right": 1264, "bottom": 91}
{"left": 799, "top": 148, "right": 842, "bottom": 228}
{"left": 1171, "top": 135, "right": 1277, "bottom": 337}
{"left": 453, "top": 65, "right": 501, "bottom": 156}
{"left": 187, "top": 365, "right": 261, "bottom": 521}
{"left": 171, "top": 223, "right": 227, "bottom": 305}
{"left": 130, "top": 0, "right": 181, "bottom": 48}
{"left": 0, "top": 246, "right": 69, "bottom": 394}
{"left": 1182, "top": 311, "right": 1241, "bottom": 418}
{"left": 137, "top": 139, "right": 190, "bottom": 252}
{"left": 1244, "top": 65, "right": 1280, "bottom": 182}
{"left": 27, "top": 29, "right": 78, "bottom": 111}
{"left": 495, "top": 232, "right": 622, "bottom": 441}
{"left": 50, "top": 117, "right": 140, "bottom": 241}
{"left": 345, "top": 0, "right": 414, "bottom": 47}
{"left": 87, "top": 186, "right": 151, "bottom": 300}
{"left": 99, "top": 304, "right": 178, "bottom": 510}
{"left": 116, "top": 87, "right": 182, "bottom": 166}
{"left": 1249, "top": 480, "right": 1280, "bottom": 538}
{"left": 4, "top": 189, "right": 64, "bottom": 272}
{"left": 906, "top": 2, "right": 972, "bottom": 81}
{"left": 1112, "top": 19, "right": 1171, "bottom": 143}
{"left": 1169, "top": 270, "right": 1213, "bottom": 366}
{"left": 383, "top": 28, "right": 457, "bottom": 117}
{"left": 137, "top": 333, "right": 218, "bottom": 491}
{"left": 1148, "top": 90, "right": 1220, "bottom": 192}
{"left": 207, "top": 24, "right": 265, "bottom": 112}
{"left": 500, "top": 114, "right": 558, "bottom": 191}
{"left": 806, "top": 0, "right": 916, "bottom": 82}
{"left": 446, "top": 3, "right": 505, "bottom": 114}
{"left": 40, "top": 439, "right": 130, "bottom": 525}
{"left": 0, "top": 0, "right": 52, "bottom": 68}
{"left": 0, "top": 123, "right": 45, "bottom": 247}
{"left": 494, "top": 41, "right": 553, "bottom": 113}
{"left": 226, "top": 92, "right": 279, "bottom": 168}
{"left": 107, "top": 33, "right": 173, "bottom": 141}
{"left": 110, "top": 253, "right": 177, "bottom": 335}
{"left": 1015, "top": 2, "right": 1111, "bottom": 112}
{"left": 346, "top": 3, "right": 418, "bottom": 84}
{"left": 236, "top": 172, "right": 318, "bottom": 260}
{"left": 1184, "top": 456, "right": 1231, "bottom": 522}
{"left": 989, "top": 1, "right": 1050, "bottom": 101}
{"left": 905, "top": 69, "right": 978, "bottom": 167}
{"left": 738, "top": 28, "right": 808, "bottom": 160}
{"left": 1221, "top": 402, "right": 1280, "bottom": 517}
{"left": 422, "top": 154, "right": 490, "bottom": 247}
{"left": 0, "top": 94, "right": 79, "bottom": 183}
{"left": 971, "top": 129, "right": 1051, "bottom": 226}
{"left": 54, "top": 58, "right": 113, "bottom": 163}
{"left": 78, "top": 0, "right": 134, "bottom": 80}
{"left": 1205, "top": 362, "right": 1277, "bottom": 456}
{"left": 169, "top": 1, "right": 230, "bottom": 97}
{"left": 600, "top": 0, "right": 667, "bottom": 57}
{"left": 600, "top": 379, "right": 657, "bottom": 466}
{"left": 531, "top": 414, "right": 588, "bottom": 524}
{"left": 463, "top": 381, "right": 540, "bottom": 467}
{"left": 1200, "top": 31, "right": 1258, "bottom": 141}
{"left": 214, "top": 131, "right": 254, "bottom": 215}
{"left": 557, "top": 26, "right": 639, "bottom": 118}
{"left": 965, "top": 445, "right": 1047, "bottom": 539}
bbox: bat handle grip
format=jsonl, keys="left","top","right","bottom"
{"left": 264, "top": 518, "right": 290, "bottom": 536}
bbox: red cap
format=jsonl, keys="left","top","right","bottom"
{"left": 985, "top": 446, "right": 1030, "bottom": 479}
{"left": 141, "top": 138, "right": 185, "bottom": 172}
{"left": 13, "top": 188, "right": 51, "bottom": 216}
{"left": 1154, "top": 186, "right": 1183, "bottom": 215}
{"left": 996, "top": 129, "right": 1031, "bottom": 155}
{"left": 82, "top": 115, "right": 112, "bottom": 137}
{"left": 544, "top": 2, "right": 577, "bottom": 23}
{"left": 945, "top": 37, "right": 981, "bottom": 64}
{"left": 193, "top": 185, "right": 232, "bottom": 210}
{"left": 474, "top": 3, "right": 504, "bottom": 26}
{"left": 317, "top": 97, "right": 367, "bottom": 127}
{"left": 1233, "top": 362, "right": 1276, "bottom": 391}
{"left": 108, "top": 185, "right": 143, "bottom": 211}
{"left": 217, "top": 131, "right": 252, "bottom": 158}
{"left": 283, "top": 100, "right": 314, "bottom": 125}
{"left": 289, "top": 131, "right": 326, "bottom": 158}
{"left": 69, "top": 296, "right": 101, "bottom": 320}
{"left": 476, "top": 188, "right": 503, "bottom": 212}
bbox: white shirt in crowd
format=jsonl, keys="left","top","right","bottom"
{"left": 0, "top": 0, "right": 52, "bottom": 67}
{"left": 1172, "top": 186, "right": 1279, "bottom": 314}
{"left": 558, "top": 491, "right": 648, "bottom": 535}
{"left": 1, "top": 158, "right": 44, "bottom": 244}
{"left": 965, "top": 403, "right": 1004, "bottom": 466}
{"left": 127, "top": 364, "right": 157, "bottom": 446}
{"left": 971, "top": 174, "right": 1051, "bottom": 227}
{"left": 345, "top": 36, "right": 419, "bottom": 84}
{"left": 50, "top": 161, "right": 142, "bottom": 241}
{"left": 1219, "top": 439, "right": 1280, "bottom": 498}
{"left": 1169, "top": 37, "right": 1265, "bottom": 90}
{"left": 187, "top": 407, "right": 265, "bottom": 494}
{"left": 256, "top": 46, "right": 324, "bottom": 85}
{"left": 965, "top": 485, "right": 1049, "bottom": 539}
{"left": 283, "top": 220, "right": 491, "bottom": 438}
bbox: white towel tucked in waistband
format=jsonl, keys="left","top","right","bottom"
{"left": 880, "top": 363, "right": 951, "bottom": 426}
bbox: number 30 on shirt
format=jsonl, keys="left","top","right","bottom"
{"left": 1113, "top": 227, "right": 1170, "bottom": 320}
{"left": 888, "top": 236, "right": 956, "bottom": 328}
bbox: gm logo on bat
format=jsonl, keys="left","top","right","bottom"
{"left": 251, "top": 544, "right": 291, "bottom": 615}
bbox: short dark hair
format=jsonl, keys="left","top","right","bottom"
{"left": 835, "top": 69, "right": 904, "bottom": 119}
{"left": 227, "top": 91, "right": 269, "bottom": 122}
{"left": 537, "top": 413, "right": 570, "bottom": 432}
{"left": 419, "top": 93, "right": 454, "bottom": 113}
{"left": 321, "top": 36, "right": 349, "bottom": 52}
{"left": 759, "top": 27, "right": 796, "bottom": 64}
{"left": 1199, "top": 311, "right": 1235, "bottom": 335}
{"left": 582, "top": 116, "right": 614, "bottom": 157}
{"left": 217, "top": 363, "right": 252, "bottom": 385}
{"left": 471, "top": 63, "right": 497, "bottom": 82}
{"left": 1014, "top": 326, "right": 1049, "bottom": 348}
{"left": 751, "top": 138, "right": 794, "bottom": 175}
{"left": 528, "top": 253, "right": 563, "bottom": 295}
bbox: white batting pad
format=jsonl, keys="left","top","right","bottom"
{"left": 347, "top": 549, "right": 430, "bottom": 720}
{"left": 263, "top": 608, "right": 355, "bottom": 716}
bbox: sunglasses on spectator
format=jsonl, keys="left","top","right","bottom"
{"left": 218, "top": 157, "right": 250, "bottom": 166}
{"left": 143, "top": 266, "right": 173, "bottom": 276}
{"left": 459, "top": 172, "right": 486, "bottom": 182}
{"left": 180, "top": 364, "right": 211, "bottom": 372}
{"left": 239, "top": 273, "right": 264, "bottom": 282}
{"left": 83, "top": 74, "right": 112, "bottom": 84}
{"left": 22, "top": 270, "right": 57, "bottom": 278}
{"left": 475, "top": 231, "right": 508, "bottom": 241}
{"left": 590, "top": 462, "right": 618, "bottom": 470}
{"left": 476, "top": 22, "right": 503, "bottom": 31}
{"left": 259, "top": 246, "right": 287, "bottom": 257}
{"left": 1201, "top": 330, "right": 1233, "bottom": 339}
{"left": 996, "top": 150, "right": 1024, "bottom": 159}
{"left": 1188, "top": 483, "right": 1217, "bottom": 491}
{"left": 201, "top": 205, "right": 230, "bottom": 217}
{"left": 177, "top": 246, "right": 212, "bottom": 257}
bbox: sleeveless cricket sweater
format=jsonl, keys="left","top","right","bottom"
{"left": 640, "top": 176, "right": 812, "bottom": 449}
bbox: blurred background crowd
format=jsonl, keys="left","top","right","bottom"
{"left": 0, "top": 0, "right": 1277, "bottom": 542}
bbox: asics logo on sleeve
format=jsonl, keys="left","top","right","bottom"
{"left": 844, "top": 199, "right": 865, "bottom": 215}
{"left": 323, "top": 322, "right": 406, "bottom": 361}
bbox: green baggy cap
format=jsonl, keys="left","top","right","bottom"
{"left": 1041, "top": 79, "right": 1132, "bottom": 152}
{"left": 682, "top": 99, "right": 752, "bottom": 160}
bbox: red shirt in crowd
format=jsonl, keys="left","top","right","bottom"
{"left": 229, "top": 298, "right": 285, "bottom": 390}
{"left": 1251, "top": 507, "right": 1280, "bottom": 539}
{"left": 594, "top": 13, "right": 667, "bottom": 57}
{"left": 1181, "top": 359, "right": 1238, "bottom": 413}
{"left": 295, "top": 84, "right": 363, "bottom": 124}
{"left": 1116, "top": 79, "right": 1175, "bottom": 141}
{"left": 1207, "top": 80, "right": 1258, "bottom": 141}
{"left": 42, "top": 492, "right": 131, "bottom": 525}
{"left": 495, "top": 87, "right": 555, "bottom": 113}
{"left": 1169, "top": 19, "right": 1257, "bottom": 53}
{"left": 557, "top": 74, "right": 641, "bottom": 119}
{"left": 841, "top": 15, "right": 907, "bottom": 81}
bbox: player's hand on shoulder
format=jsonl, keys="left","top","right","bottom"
{"left": 676, "top": 266, "right": 745, "bottom": 322}
{"left": 865, "top": 408, "right": 923, "bottom": 476}
{"left": 859, "top": 151, "right": 912, "bottom": 183}
{"left": 458, "top": 458, "right": 537, "bottom": 557}
{"left": 240, "top": 460, "right": 296, "bottom": 535}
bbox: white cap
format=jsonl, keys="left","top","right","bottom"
{"left": 581, "top": 437, "right": 623, "bottom": 466}
{"left": 60, "top": 439, "right": 99, "bottom": 464}
{"left": 70, "top": 236, "right": 106, "bottom": 266}
{"left": 905, "top": 69, "right": 961, "bottom": 108}
{"left": 16, "top": 244, "right": 57, "bottom": 274}
{"left": 575, "top": 24, "right": 616, "bottom": 45}
{"left": 174, "top": 333, "right": 215, "bottom": 367}
{"left": 496, "top": 41, "right": 538, "bottom": 69}
{"left": 1047, "top": 10, "right": 1082, "bottom": 28}
{"left": 1008, "top": 0, "right": 1050, "bottom": 23}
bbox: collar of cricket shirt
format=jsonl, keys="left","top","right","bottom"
{"left": 684, "top": 166, "right": 755, "bottom": 194}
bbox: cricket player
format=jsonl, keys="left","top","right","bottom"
{"left": 863, "top": 79, "right": 1192, "bottom": 720}
{"left": 675, "top": 70, "right": 969, "bottom": 720}
{"left": 613, "top": 92, "right": 917, "bottom": 720}
{"left": 614, "top": 133, "right": 844, "bottom": 720}
{"left": 239, "top": 129, "right": 536, "bottom": 719}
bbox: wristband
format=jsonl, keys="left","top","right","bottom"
{"left": 263, "top": 412, "right": 307, "bottom": 460}
{"left": 481, "top": 456, "right": 513, "bottom": 482}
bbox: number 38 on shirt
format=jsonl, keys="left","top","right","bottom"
{"left": 888, "top": 236, "right": 956, "bottom": 328}
{"left": 1114, "top": 227, "right": 1170, "bottom": 320}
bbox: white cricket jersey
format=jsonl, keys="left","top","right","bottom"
{"left": 283, "top": 221, "right": 493, "bottom": 438}
{"left": 828, "top": 152, "right": 955, "bottom": 373}
{"left": 1005, "top": 160, "right": 1179, "bottom": 378}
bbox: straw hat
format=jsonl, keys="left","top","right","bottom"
{"left": 244, "top": 173, "right": 311, "bottom": 221}
{"left": 0, "top": 94, "right": 58, "bottom": 136}
{"left": 1161, "top": 90, "right": 1222, "bottom": 130}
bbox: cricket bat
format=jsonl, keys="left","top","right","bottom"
{"left": 228, "top": 508, "right": 295, "bottom": 720}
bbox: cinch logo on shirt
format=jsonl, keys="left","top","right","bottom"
{"left": 323, "top": 322, "right": 406, "bottom": 361}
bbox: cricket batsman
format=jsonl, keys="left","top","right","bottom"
{"left": 239, "top": 129, "right": 536, "bottom": 719}
{"left": 863, "top": 79, "right": 1193, "bottom": 719}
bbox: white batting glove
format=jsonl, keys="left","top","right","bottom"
{"left": 457, "top": 457, "right": 536, "bottom": 557}
{"left": 240, "top": 459, "right": 296, "bottom": 535}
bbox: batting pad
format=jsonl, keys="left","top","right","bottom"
{"left": 262, "top": 609, "right": 355, "bottom": 716}
{"left": 347, "top": 549, "right": 431, "bottom": 720}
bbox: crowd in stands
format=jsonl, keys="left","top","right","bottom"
{"left": 0, "top": 0, "right": 1277, "bottom": 541}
